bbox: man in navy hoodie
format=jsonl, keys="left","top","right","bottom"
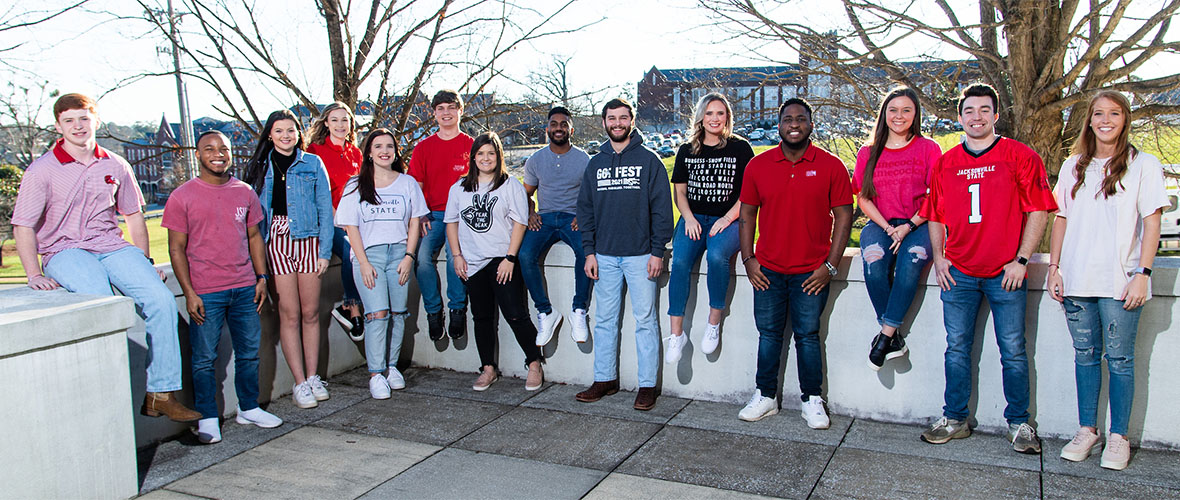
{"left": 574, "top": 98, "right": 673, "bottom": 411}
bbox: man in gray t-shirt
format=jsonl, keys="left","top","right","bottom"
{"left": 520, "top": 106, "right": 592, "bottom": 346}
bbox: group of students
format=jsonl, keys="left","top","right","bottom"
{"left": 12, "top": 82, "right": 1162, "bottom": 471}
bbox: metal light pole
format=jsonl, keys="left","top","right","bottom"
{"left": 168, "top": 0, "right": 197, "bottom": 180}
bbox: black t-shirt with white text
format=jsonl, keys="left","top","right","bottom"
{"left": 670, "top": 138, "right": 754, "bottom": 217}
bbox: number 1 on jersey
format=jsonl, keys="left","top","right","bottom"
{"left": 967, "top": 183, "right": 982, "bottom": 223}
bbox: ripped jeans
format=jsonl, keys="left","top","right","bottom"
{"left": 859, "top": 219, "right": 931, "bottom": 329}
{"left": 1062, "top": 297, "right": 1140, "bottom": 436}
{"left": 353, "top": 243, "right": 410, "bottom": 374}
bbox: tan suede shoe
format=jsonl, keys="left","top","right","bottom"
{"left": 141, "top": 392, "right": 202, "bottom": 422}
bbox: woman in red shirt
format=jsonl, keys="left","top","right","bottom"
{"left": 306, "top": 102, "right": 365, "bottom": 341}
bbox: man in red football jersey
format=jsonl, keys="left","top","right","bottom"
{"left": 918, "top": 83, "right": 1057, "bottom": 455}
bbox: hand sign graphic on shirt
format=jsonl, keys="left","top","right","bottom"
{"left": 461, "top": 193, "right": 498, "bottom": 233}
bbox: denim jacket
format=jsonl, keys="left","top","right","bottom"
{"left": 258, "top": 149, "right": 334, "bottom": 260}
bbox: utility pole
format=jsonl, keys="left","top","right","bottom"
{"left": 168, "top": 0, "right": 197, "bottom": 180}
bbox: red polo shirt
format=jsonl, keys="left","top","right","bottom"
{"left": 306, "top": 139, "right": 362, "bottom": 209}
{"left": 11, "top": 139, "right": 144, "bottom": 265}
{"left": 740, "top": 143, "right": 854, "bottom": 275}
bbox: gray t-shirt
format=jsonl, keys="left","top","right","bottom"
{"left": 444, "top": 176, "right": 529, "bottom": 275}
{"left": 522, "top": 145, "right": 589, "bottom": 214}
{"left": 335, "top": 174, "right": 429, "bottom": 258}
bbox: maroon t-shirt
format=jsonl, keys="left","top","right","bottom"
{"left": 162, "top": 177, "right": 265, "bottom": 295}
{"left": 740, "top": 143, "right": 854, "bottom": 275}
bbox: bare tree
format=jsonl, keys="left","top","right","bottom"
{"left": 0, "top": 82, "right": 58, "bottom": 168}
{"left": 701, "top": 0, "right": 1180, "bottom": 174}
{"left": 0, "top": 2, "right": 88, "bottom": 57}
{"left": 120, "top": 0, "right": 594, "bottom": 145}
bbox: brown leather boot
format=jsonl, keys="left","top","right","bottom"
{"left": 634, "top": 387, "right": 658, "bottom": 411}
{"left": 575, "top": 379, "right": 619, "bottom": 402}
{"left": 141, "top": 392, "right": 202, "bottom": 422}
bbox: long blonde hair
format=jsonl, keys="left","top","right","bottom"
{"left": 1070, "top": 90, "right": 1136, "bottom": 199}
{"left": 688, "top": 93, "right": 735, "bottom": 154}
{"left": 307, "top": 101, "right": 357, "bottom": 146}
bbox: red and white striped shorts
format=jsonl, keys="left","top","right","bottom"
{"left": 267, "top": 215, "right": 320, "bottom": 275}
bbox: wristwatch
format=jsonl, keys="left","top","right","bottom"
{"left": 824, "top": 261, "right": 837, "bottom": 276}
{"left": 1132, "top": 267, "right": 1152, "bottom": 277}
{"left": 504, "top": 254, "right": 518, "bottom": 263}
{"left": 1014, "top": 256, "right": 1029, "bottom": 266}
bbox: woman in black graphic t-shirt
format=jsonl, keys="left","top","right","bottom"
{"left": 664, "top": 93, "right": 755, "bottom": 364}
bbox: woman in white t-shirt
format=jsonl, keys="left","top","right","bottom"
{"left": 445, "top": 132, "right": 543, "bottom": 392}
{"left": 1047, "top": 90, "right": 1168, "bottom": 471}
{"left": 335, "top": 128, "right": 428, "bottom": 400}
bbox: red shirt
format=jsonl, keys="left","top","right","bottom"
{"left": 920, "top": 137, "right": 1057, "bottom": 278}
{"left": 11, "top": 140, "right": 144, "bottom": 265}
{"left": 740, "top": 143, "right": 854, "bottom": 275}
{"left": 407, "top": 133, "right": 473, "bottom": 211}
{"left": 161, "top": 177, "right": 265, "bottom": 295}
{"left": 306, "top": 139, "right": 361, "bottom": 209}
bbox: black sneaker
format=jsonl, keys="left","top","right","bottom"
{"left": 868, "top": 333, "right": 890, "bottom": 371}
{"left": 888, "top": 333, "right": 908, "bottom": 360}
{"left": 428, "top": 311, "right": 445, "bottom": 341}
{"left": 348, "top": 319, "right": 365, "bottom": 342}
{"left": 448, "top": 307, "right": 467, "bottom": 339}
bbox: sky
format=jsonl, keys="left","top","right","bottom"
{"left": 2, "top": 0, "right": 1176, "bottom": 126}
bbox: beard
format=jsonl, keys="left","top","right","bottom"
{"left": 606, "top": 125, "right": 632, "bottom": 143}
{"left": 780, "top": 129, "right": 811, "bottom": 150}
{"left": 548, "top": 130, "right": 570, "bottom": 146}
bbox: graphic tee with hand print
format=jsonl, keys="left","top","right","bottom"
{"left": 443, "top": 176, "right": 529, "bottom": 274}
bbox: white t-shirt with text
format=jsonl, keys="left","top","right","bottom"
{"left": 335, "top": 173, "right": 429, "bottom": 257}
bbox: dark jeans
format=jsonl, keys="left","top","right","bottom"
{"left": 189, "top": 285, "right": 262, "bottom": 419}
{"left": 753, "top": 267, "right": 829, "bottom": 401}
{"left": 331, "top": 226, "right": 361, "bottom": 307}
{"left": 468, "top": 257, "right": 542, "bottom": 369}
{"left": 859, "top": 219, "right": 931, "bottom": 328}
{"left": 519, "top": 211, "right": 591, "bottom": 314}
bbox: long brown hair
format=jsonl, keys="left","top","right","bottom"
{"left": 348, "top": 128, "right": 404, "bottom": 206}
{"left": 1070, "top": 90, "right": 1136, "bottom": 199}
{"left": 461, "top": 132, "right": 508, "bottom": 192}
{"left": 307, "top": 101, "right": 357, "bottom": 146}
{"left": 689, "top": 92, "right": 735, "bottom": 154}
{"left": 860, "top": 87, "right": 923, "bottom": 200}
{"left": 244, "top": 109, "right": 305, "bottom": 194}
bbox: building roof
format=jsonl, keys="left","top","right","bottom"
{"left": 652, "top": 65, "right": 803, "bottom": 83}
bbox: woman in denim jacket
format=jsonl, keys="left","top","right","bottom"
{"left": 244, "top": 109, "right": 334, "bottom": 409}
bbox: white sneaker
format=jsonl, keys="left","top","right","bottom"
{"left": 664, "top": 332, "right": 688, "bottom": 364}
{"left": 386, "top": 368, "right": 406, "bottom": 390}
{"left": 535, "top": 311, "right": 563, "bottom": 346}
{"left": 738, "top": 390, "right": 778, "bottom": 421}
{"left": 236, "top": 406, "right": 283, "bottom": 428}
{"left": 292, "top": 382, "right": 318, "bottom": 409}
{"left": 196, "top": 417, "right": 221, "bottom": 444}
{"left": 801, "top": 396, "right": 830, "bottom": 429}
{"left": 702, "top": 323, "right": 721, "bottom": 355}
{"left": 307, "top": 374, "right": 330, "bottom": 401}
{"left": 571, "top": 308, "right": 589, "bottom": 343}
{"left": 369, "top": 374, "right": 391, "bottom": 399}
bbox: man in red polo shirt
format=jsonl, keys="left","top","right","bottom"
{"left": 11, "top": 93, "right": 200, "bottom": 422}
{"left": 736, "top": 98, "right": 853, "bottom": 428}
{"left": 408, "top": 89, "right": 474, "bottom": 341}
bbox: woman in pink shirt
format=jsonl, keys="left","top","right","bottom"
{"left": 853, "top": 87, "right": 942, "bottom": 371}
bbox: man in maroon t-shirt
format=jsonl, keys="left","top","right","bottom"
{"left": 917, "top": 83, "right": 1057, "bottom": 455}
{"left": 736, "top": 98, "right": 853, "bottom": 427}
{"left": 407, "top": 90, "right": 474, "bottom": 341}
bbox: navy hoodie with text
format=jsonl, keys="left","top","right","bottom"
{"left": 576, "top": 129, "right": 673, "bottom": 258}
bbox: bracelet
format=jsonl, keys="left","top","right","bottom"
{"left": 147, "top": 257, "right": 156, "bottom": 264}
{"left": 906, "top": 220, "right": 918, "bottom": 231}
{"left": 256, "top": 273, "right": 270, "bottom": 281}
{"left": 1048, "top": 264, "right": 1058, "bottom": 269}
{"left": 405, "top": 252, "right": 417, "bottom": 262}
{"left": 742, "top": 255, "right": 755, "bottom": 264}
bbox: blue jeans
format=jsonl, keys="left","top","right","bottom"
{"left": 667, "top": 214, "right": 739, "bottom": 316}
{"left": 519, "top": 211, "right": 591, "bottom": 314}
{"left": 859, "top": 220, "right": 931, "bottom": 328}
{"left": 415, "top": 210, "right": 466, "bottom": 313}
{"left": 354, "top": 243, "right": 411, "bottom": 373}
{"left": 753, "top": 267, "right": 829, "bottom": 400}
{"left": 593, "top": 254, "right": 660, "bottom": 387}
{"left": 331, "top": 226, "right": 361, "bottom": 307}
{"left": 1063, "top": 297, "right": 1140, "bottom": 435}
{"left": 940, "top": 266, "right": 1030, "bottom": 424}
{"left": 189, "top": 285, "right": 261, "bottom": 419}
{"left": 44, "top": 246, "right": 182, "bottom": 393}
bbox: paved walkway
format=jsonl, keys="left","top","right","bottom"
{"left": 135, "top": 366, "right": 1180, "bottom": 500}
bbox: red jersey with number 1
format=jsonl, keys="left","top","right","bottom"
{"left": 920, "top": 137, "right": 1057, "bottom": 278}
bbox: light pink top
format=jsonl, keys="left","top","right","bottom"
{"left": 853, "top": 137, "right": 942, "bottom": 220}
{"left": 11, "top": 140, "right": 145, "bottom": 266}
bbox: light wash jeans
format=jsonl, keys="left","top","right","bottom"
{"left": 354, "top": 243, "right": 411, "bottom": 373}
{"left": 44, "top": 246, "right": 182, "bottom": 393}
{"left": 592, "top": 254, "right": 660, "bottom": 388}
{"left": 415, "top": 210, "right": 466, "bottom": 313}
{"left": 1062, "top": 297, "right": 1140, "bottom": 435}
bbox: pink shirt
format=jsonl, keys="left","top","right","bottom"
{"left": 11, "top": 140, "right": 145, "bottom": 265}
{"left": 852, "top": 137, "right": 942, "bottom": 220}
{"left": 161, "top": 177, "right": 265, "bottom": 295}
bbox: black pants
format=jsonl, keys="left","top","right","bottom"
{"left": 468, "top": 257, "right": 542, "bottom": 369}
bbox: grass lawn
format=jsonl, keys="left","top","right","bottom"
{"left": 0, "top": 210, "right": 168, "bottom": 281}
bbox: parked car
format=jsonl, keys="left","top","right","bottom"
{"left": 586, "top": 140, "right": 600, "bottom": 154}
{"left": 658, "top": 145, "right": 676, "bottom": 158}
{"left": 749, "top": 128, "right": 766, "bottom": 140}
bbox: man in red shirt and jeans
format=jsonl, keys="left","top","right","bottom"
{"left": 736, "top": 98, "right": 853, "bottom": 428}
